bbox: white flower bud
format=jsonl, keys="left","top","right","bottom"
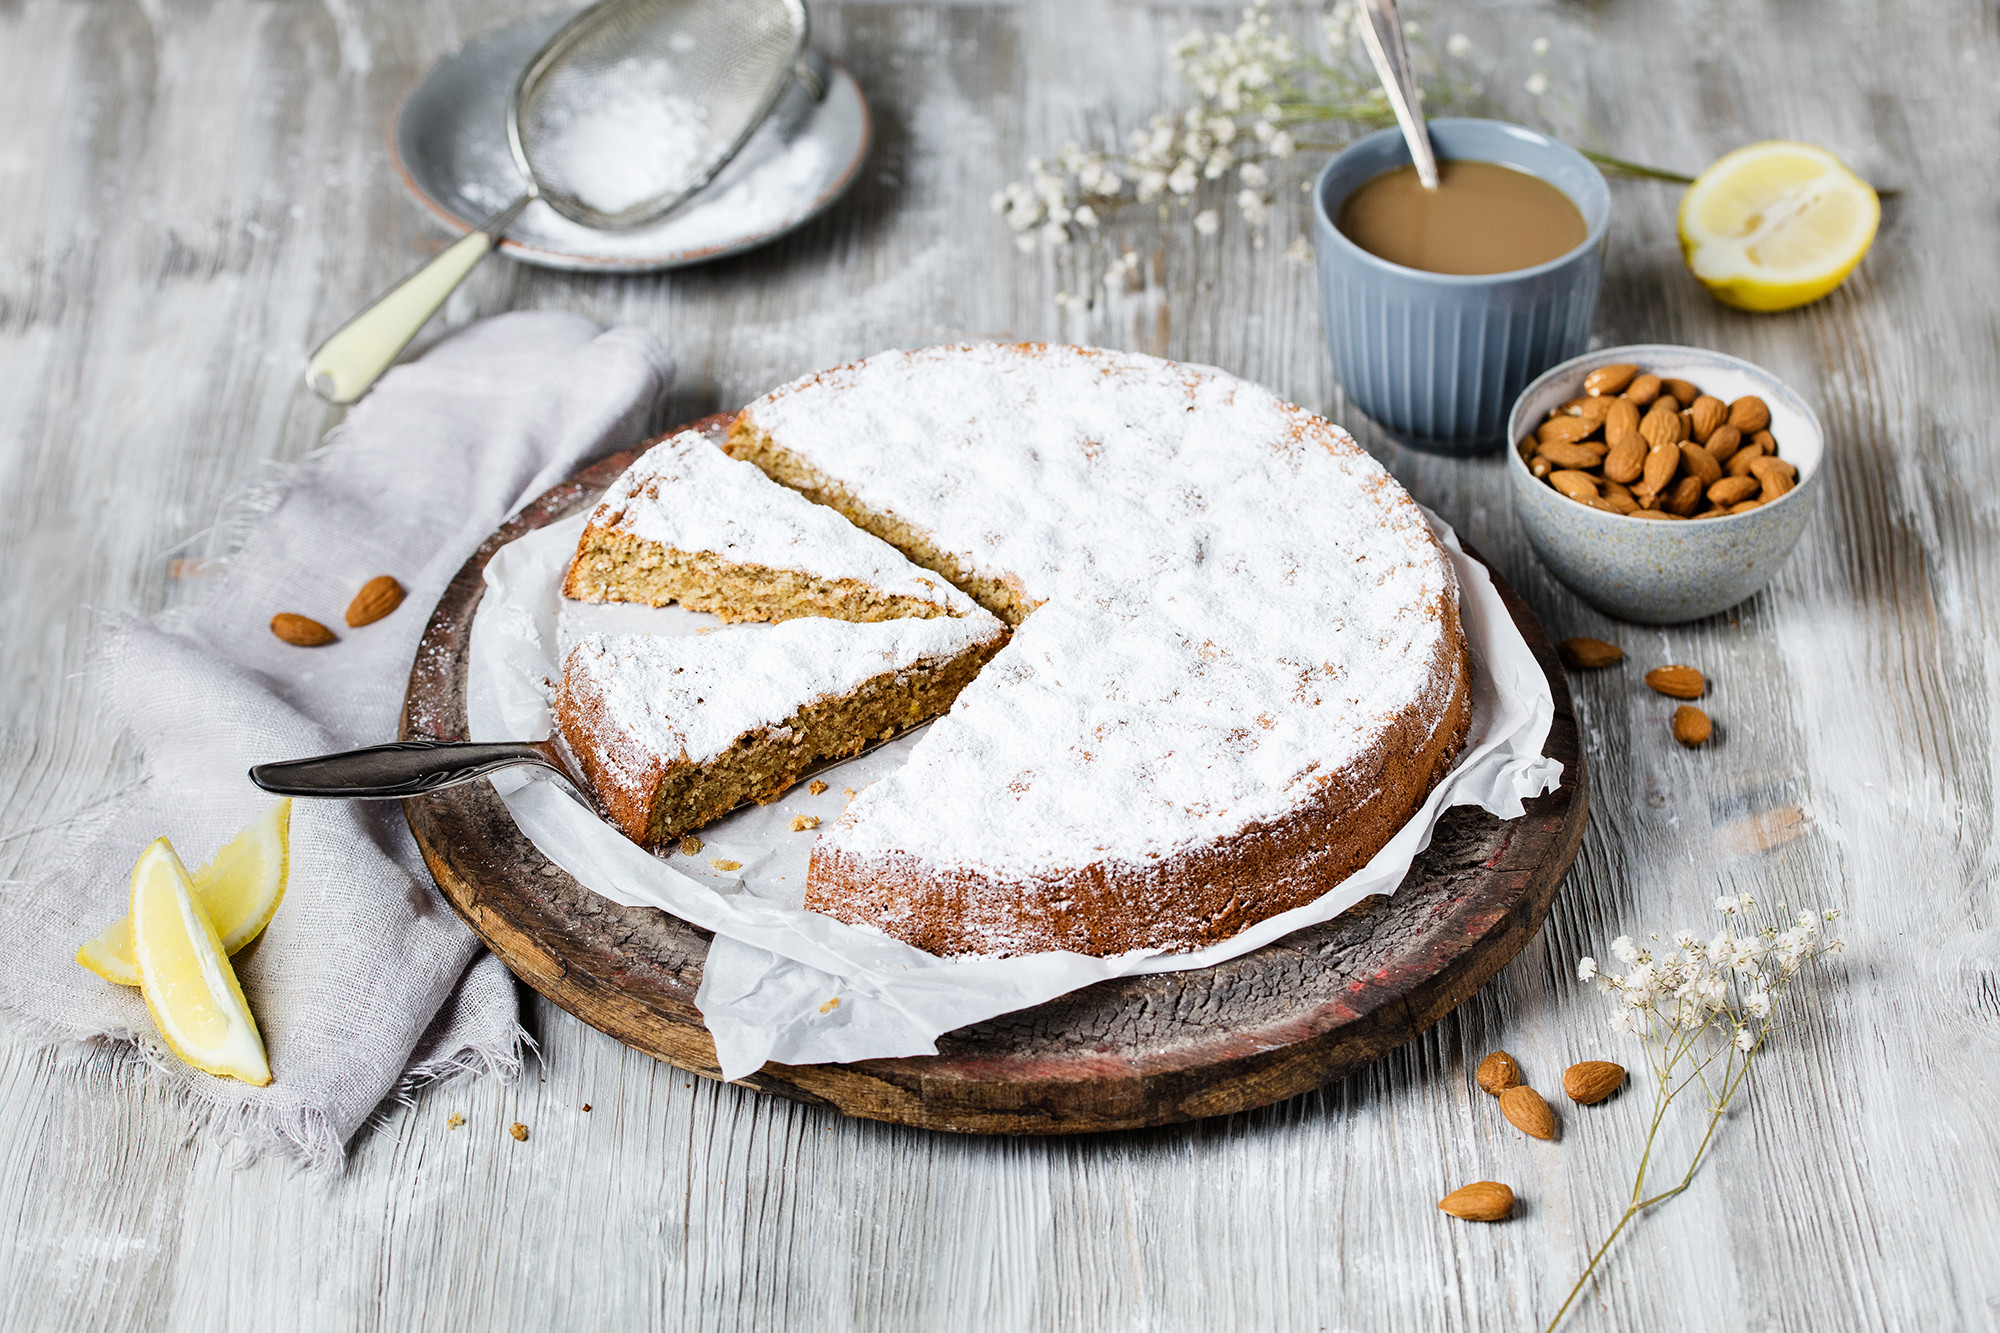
{"left": 1525, "top": 71, "right": 1550, "bottom": 96}
{"left": 1447, "top": 33, "right": 1471, "bottom": 57}
{"left": 1240, "top": 162, "right": 1268, "bottom": 188}
{"left": 1193, "top": 208, "right": 1220, "bottom": 236}
{"left": 1267, "top": 130, "right": 1296, "bottom": 158}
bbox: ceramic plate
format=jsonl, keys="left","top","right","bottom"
{"left": 391, "top": 15, "right": 870, "bottom": 272}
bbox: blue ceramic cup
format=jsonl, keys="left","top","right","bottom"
{"left": 1312, "top": 119, "right": 1610, "bottom": 455}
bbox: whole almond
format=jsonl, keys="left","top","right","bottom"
{"left": 1537, "top": 416, "right": 1600, "bottom": 447}
{"left": 1672, "top": 704, "right": 1713, "bottom": 747}
{"left": 1572, "top": 395, "right": 1614, "bottom": 425}
{"left": 1639, "top": 441, "right": 1681, "bottom": 496}
{"left": 1559, "top": 638, "right": 1624, "bottom": 670}
{"left": 1498, "top": 1085, "right": 1557, "bottom": 1140}
{"left": 1601, "top": 488, "right": 1639, "bottom": 515}
{"left": 1563, "top": 1060, "right": 1626, "bottom": 1105}
{"left": 1665, "top": 475, "right": 1705, "bottom": 516}
{"left": 1752, "top": 429, "right": 1778, "bottom": 457}
{"left": 1639, "top": 401, "right": 1687, "bottom": 449}
{"left": 1583, "top": 363, "right": 1638, "bottom": 396}
{"left": 1475, "top": 1050, "right": 1523, "bottom": 1093}
{"left": 1688, "top": 395, "right": 1727, "bottom": 442}
{"left": 1603, "top": 397, "right": 1641, "bottom": 439}
{"left": 1725, "top": 447, "right": 1763, "bottom": 478}
{"left": 271, "top": 613, "right": 337, "bottom": 647}
{"left": 1727, "top": 498, "right": 1764, "bottom": 514}
{"left": 1530, "top": 457, "right": 1553, "bottom": 479}
{"left": 1704, "top": 424, "right": 1743, "bottom": 464}
{"left": 1538, "top": 441, "right": 1606, "bottom": 470}
{"left": 345, "top": 575, "right": 407, "bottom": 628}
{"left": 1602, "top": 431, "right": 1647, "bottom": 485}
{"left": 1645, "top": 664, "right": 1705, "bottom": 699}
{"left": 1708, "top": 475, "right": 1761, "bottom": 507}
{"left": 1662, "top": 378, "right": 1701, "bottom": 406}
{"left": 1677, "top": 441, "right": 1722, "bottom": 487}
{"left": 1549, "top": 470, "right": 1600, "bottom": 503}
{"left": 1630, "top": 509, "right": 1687, "bottom": 521}
{"left": 1622, "top": 373, "right": 1662, "bottom": 407}
{"left": 1438, "top": 1181, "right": 1515, "bottom": 1223}
{"left": 1748, "top": 455, "right": 1796, "bottom": 500}
{"left": 1727, "top": 395, "right": 1772, "bottom": 434}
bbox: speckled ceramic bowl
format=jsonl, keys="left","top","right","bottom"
{"left": 1507, "top": 345, "right": 1823, "bottom": 624}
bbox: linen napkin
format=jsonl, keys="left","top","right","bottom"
{"left": 0, "top": 311, "right": 673, "bottom": 1169}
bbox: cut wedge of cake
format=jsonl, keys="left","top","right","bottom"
{"left": 555, "top": 430, "right": 1007, "bottom": 847}
{"left": 563, "top": 428, "right": 979, "bottom": 622}
{"left": 555, "top": 618, "right": 1003, "bottom": 847}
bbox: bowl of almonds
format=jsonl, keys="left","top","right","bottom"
{"left": 1506, "top": 344, "right": 1823, "bottom": 623}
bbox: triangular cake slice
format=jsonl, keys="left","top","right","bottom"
{"left": 555, "top": 618, "right": 1002, "bottom": 847}
{"left": 562, "top": 429, "right": 978, "bottom": 623}
{"left": 554, "top": 431, "right": 1007, "bottom": 847}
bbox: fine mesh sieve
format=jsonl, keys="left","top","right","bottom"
{"left": 512, "top": 0, "right": 809, "bottom": 229}
{"left": 306, "top": 0, "right": 809, "bottom": 404}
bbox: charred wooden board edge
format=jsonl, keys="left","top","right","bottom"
{"left": 401, "top": 421, "right": 1588, "bottom": 1134}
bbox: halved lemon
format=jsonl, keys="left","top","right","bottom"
{"left": 1677, "top": 141, "right": 1879, "bottom": 312}
{"left": 129, "top": 837, "right": 273, "bottom": 1085}
{"left": 78, "top": 800, "right": 290, "bottom": 987}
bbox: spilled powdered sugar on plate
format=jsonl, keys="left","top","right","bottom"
{"left": 468, "top": 508, "right": 1561, "bottom": 1081}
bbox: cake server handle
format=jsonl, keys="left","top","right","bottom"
{"left": 248, "top": 738, "right": 569, "bottom": 799}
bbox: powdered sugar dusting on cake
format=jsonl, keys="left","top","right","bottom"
{"left": 581, "top": 430, "right": 982, "bottom": 615}
{"left": 561, "top": 613, "right": 1006, "bottom": 803}
{"left": 741, "top": 344, "right": 1459, "bottom": 873}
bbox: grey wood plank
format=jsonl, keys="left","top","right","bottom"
{"left": 3, "top": 0, "right": 2000, "bottom": 1329}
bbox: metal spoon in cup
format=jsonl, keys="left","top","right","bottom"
{"left": 1353, "top": 0, "right": 1438, "bottom": 189}
{"left": 305, "top": 0, "right": 809, "bottom": 405}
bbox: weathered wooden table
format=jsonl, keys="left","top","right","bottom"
{"left": 3, "top": 1, "right": 1994, "bottom": 1327}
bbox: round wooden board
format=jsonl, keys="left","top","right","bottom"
{"left": 400, "top": 419, "right": 1588, "bottom": 1135}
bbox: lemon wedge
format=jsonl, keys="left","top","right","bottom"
{"left": 77, "top": 799, "right": 290, "bottom": 987}
{"left": 1677, "top": 141, "right": 1879, "bottom": 312}
{"left": 129, "top": 837, "right": 273, "bottom": 1085}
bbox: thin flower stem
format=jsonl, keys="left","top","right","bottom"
{"left": 1548, "top": 1033, "right": 1769, "bottom": 1332}
{"left": 1581, "top": 150, "right": 1697, "bottom": 185}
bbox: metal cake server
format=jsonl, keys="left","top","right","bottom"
{"left": 250, "top": 739, "right": 577, "bottom": 799}
{"left": 249, "top": 721, "right": 933, "bottom": 801}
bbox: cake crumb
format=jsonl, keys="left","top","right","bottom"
{"left": 808, "top": 780, "right": 828, "bottom": 796}
{"left": 843, "top": 787, "right": 856, "bottom": 797}
{"left": 446, "top": 1112, "right": 464, "bottom": 1129}
{"left": 581, "top": 1103, "right": 592, "bottom": 1113}
{"left": 709, "top": 857, "right": 741, "bottom": 872}
{"left": 678, "top": 834, "right": 703, "bottom": 856}
{"left": 818, "top": 997, "right": 841, "bottom": 1014}
{"left": 509, "top": 1122, "right": 529, "bottom": 1142}
{"left": 789, "top": 814, "right": 820, "bottom": 832}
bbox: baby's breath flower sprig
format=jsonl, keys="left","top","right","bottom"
{"left": 992, "top": 1, "right": 1471, "bottom": 299}
{"left": 1548, "top": 895, "right": 1846, "bottom": 1331}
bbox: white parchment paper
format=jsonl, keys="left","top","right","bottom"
{"left": 467, "top": 508, "right": 1562, "bottom": 1080}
